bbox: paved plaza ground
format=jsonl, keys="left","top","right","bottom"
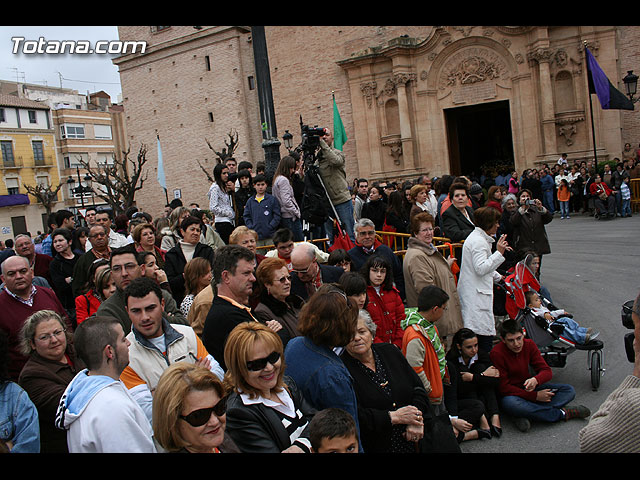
{"left": 459, "top": 212, "right": 640, "bottom": 454}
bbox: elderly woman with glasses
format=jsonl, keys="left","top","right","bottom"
{"left": 341, "top": 309, "right": 432, "bottom": 453}
{"left": 284, "top": 284, "right": 363, "bottom": 451}
{"left": 18, "top": 310, "right": 85, "bottom": 453}
{"left": 223, "top": 322, "right": 316, "bottom": 453}
{"left": 152, "top": 362, "right": 239, "bottom": 453}
{"left": 253, "top": 257, "right": 305, "bottom": 348}
{"left": 403, "top": 212, "right": 463, "bottom": 351}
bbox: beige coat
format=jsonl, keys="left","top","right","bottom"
{"left": 402, "top": 237, "right": 464, "bottom": 342}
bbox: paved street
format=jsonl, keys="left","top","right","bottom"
{"left": 459, "top": 212, "right": 640, "bottom": 453}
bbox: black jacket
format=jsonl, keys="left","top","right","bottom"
{"left": 341, "top": 343, "right": 433, "bottom": 453}
{"left": 225, "top": 376, "right": 316, "bottom": 453}
{"left": 441, "top": 205, "right": 475, "bottom": 243}
{"left": 164, "top": 242, "right": 215, "bottom": 305}
{"left": 201, "top": 295, "right": 255, "bottom": 371}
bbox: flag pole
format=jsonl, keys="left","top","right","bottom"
{"left": 584, "top": 41, "right": 599, "bottom": 172}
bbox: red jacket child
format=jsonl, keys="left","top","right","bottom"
{"left": 365, "top": 285, "right": 405, "bottom": 348}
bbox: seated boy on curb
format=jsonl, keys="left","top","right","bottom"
{"left": 243, "top": 174, "right": 281, "bottom": 247}
{"left": 525, "top": 291, "right": 599, "bottom": 345}
{"left": 308, "top": 408, "right": 359, "bottom": 453}
{"left": 401, "top": 285, "right": 450, "bottom": 416}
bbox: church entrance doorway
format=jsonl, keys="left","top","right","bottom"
{"left": 445, "top": 100, "right": 515, "bottom": 181}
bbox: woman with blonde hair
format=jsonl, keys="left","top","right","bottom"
{"left": 18, "top": 310, "right": 85, "bottom": 452}
{"left": 152, "top": 362, "right": 238, "bottom": 453}
{"left": 223, "top": 322, "right": 315, "bottom": 452}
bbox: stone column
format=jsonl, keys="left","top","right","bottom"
{"left": 529, "top": 48, "right": 558, "bottom": 158}
{"left": 394, "top": 72, "right": 417, "bottom": 171}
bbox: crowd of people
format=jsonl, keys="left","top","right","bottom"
{"left": 1, "top": 132, "right": 639, "bottom": 454}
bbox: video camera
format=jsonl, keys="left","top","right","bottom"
{"left": 299, "top": 116, "right": 326, "bottom": 158}
{"left": 622, "top": 300, "right": 636, "bottom": 362}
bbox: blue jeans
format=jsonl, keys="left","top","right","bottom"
{"left": 499, "top": 383, "right": 575, "bottom": 423}
{"left": 622, "top": 198, "right": 631, "bottom": 217}
{"left": 325, "top": 200, "right": 355, "bottom": 243}
{"left": 615, "top": 191, "right": 622, "bottom": 215}
{"left": 553, "top": 317, "right": 588, "bottom": 344}
{"left": 559, "top": 201, "right": 569, "bottom": 217}
{"left": 542, "top": 190, "right": 555, "bottom": 214}
{"left": 281, "top": 217, "right": 304, "bottom": 242}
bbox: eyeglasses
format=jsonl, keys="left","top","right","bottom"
{"left": 292, "top": 262, "right": 314, "bottom": 274}
{"left": 246, "top": 351, "right": 280, "bottom": 372}
{"left": 275, "top": 275, "right": 291, "bottom": 284}
{"left": 179, "top": 396, "right": 228, "bottom": 427}
{"left": 36, "top": 328, "right": 66, "bottom": 342}
{"left": 111, "top": 262, "right": 138, "bottom": 273}
{"left": 357, "top": 230, "right": 376, "bottom": 237}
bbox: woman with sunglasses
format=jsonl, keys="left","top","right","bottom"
{"left": 153, "top": 362, "right": 239, "bottom": 453}
{"left": 253, "top": 257, "right": 304, "bottom": 349}
{"left": 223, "top": 322, "right": 316, "bottom": 453}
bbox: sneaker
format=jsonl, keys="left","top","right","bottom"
{"left": 585, "top": 331, "right": 600, "bottom": 343}
{"left": 566, "top": 215, "right": 570, "bottom": 219}
{"left": 561, "top": 216, "right": 565, "bottom": 219}
{"left": 562, "top": 405, "right": 591, "bottom": 420}
{"left": 513, "top": 417, "right": 531, "bottom": 432}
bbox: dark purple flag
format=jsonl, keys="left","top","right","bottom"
{"left": 586, "top": 47, "right": 634, "bottom": 110}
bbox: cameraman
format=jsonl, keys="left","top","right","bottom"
{"left": 316, "top": 129, "right": 355, "bottom": 242}
{"left": 579, "top": 293, "right": 640, "bottom": 453}
{"left": 509, "top": 189, "right": 553, "bottom": 270}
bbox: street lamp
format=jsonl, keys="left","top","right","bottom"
{"left": 283, "top": 130, "right": 293, "bottom": 152}
{"left": 623, "top": 70, "right": 639, "bottom": 103}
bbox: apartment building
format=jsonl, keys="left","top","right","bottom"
{"left": 0, "top": 93, "right": 61, "bottom": 240}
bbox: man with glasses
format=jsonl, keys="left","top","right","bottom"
{"left": 0, "top": 255, "right": 70, "bottom": 380}
{"left": 348, "top": 218, "right": 405, "bottom": 300}
{"left": 55, "top": 315, "right": 157, "bottom": 453}
{"left": 119, "top": 277, "right": 223, "bottom": 422}
{"left": 289, "top": 242, "right": 344, "bottom": 301}
{"left": 96, "top": 245, "right": 187, "bottom": 333}
{"left": 71, "top": 224, "right": 112, "bottom": 297}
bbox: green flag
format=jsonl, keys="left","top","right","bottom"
{"left": 333, "top": 94, "right": 347, "bottom": 151}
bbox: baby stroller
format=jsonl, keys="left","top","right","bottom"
{"left": 499, "top": 255, "right": 605, "bottom": 391}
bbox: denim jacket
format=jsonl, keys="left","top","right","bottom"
{"left": 0, "top": 381, "right": 40, "bottom": 453}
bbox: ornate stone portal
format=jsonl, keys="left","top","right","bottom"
{"left": 338, "top": 26, "right": 624, "bottom": 183}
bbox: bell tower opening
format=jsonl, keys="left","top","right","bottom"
{"left": 445, "top": 100, "right": 515, "bottom": 179}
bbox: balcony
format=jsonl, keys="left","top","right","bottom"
{"left": 1, "top": 157, "right": 23, "bottom": 170}
{"left": 33, "top": 154, "right": 55, "bottom": 168}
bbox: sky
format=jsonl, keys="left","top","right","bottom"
{"left": 1, "top": 26, "right": 123, "bottom": 101}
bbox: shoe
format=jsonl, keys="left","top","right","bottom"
{"left": 561, "top": 216, "right": 565, "bottom": 219}
{"left": 562, "top": 405, "right": 591, "bottom": 420}
{"left": 566, "top": 216, "right": 570, "bottom": 219}
{"left": 513, "top": 417, "right": 531, "bottom": 432}
{"left": 477, "top": 428, "right": 492, "bottom": 440}
{"left": 490, "top": 424, "right": 503, "bottom": 438}
{"left": 585, "top": 331, "right": 600, "bottom": 343}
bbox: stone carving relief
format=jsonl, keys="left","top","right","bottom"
{"left": 439, "top": 48, "right": 507, "bottom": 90}
{"left": 360, "top": 81, "right": 377, "bottom": 108}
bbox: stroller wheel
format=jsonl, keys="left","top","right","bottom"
{"left": 590, "top": 351, "right": 602, "bottom": 391}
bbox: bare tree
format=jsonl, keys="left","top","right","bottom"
{"left": 77, "top": 144, "right": 149, "bottom": 215}
{"left": 199, "top": 129, "right": 240, "bottom": 182}
{"left": 22, "top": 180, "right": 65, "bottom": 218}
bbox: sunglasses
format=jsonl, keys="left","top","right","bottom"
{"left": 246, "top": 351, "right": 280, "bottom": 372}
{"left": 179, "top": 396, "right": 227, "bottom": 427}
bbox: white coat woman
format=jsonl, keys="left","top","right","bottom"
{"left": 457, "top": 207, "right": 511, "bottom": 354}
